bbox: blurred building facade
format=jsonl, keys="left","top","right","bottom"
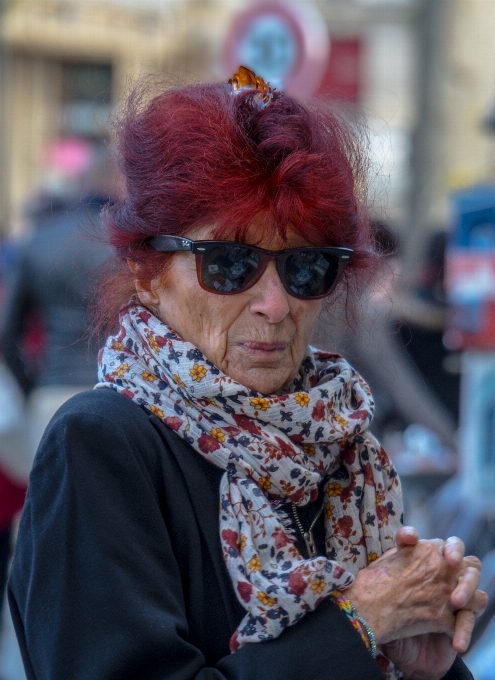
{"left": 0, "top": 0, "right": 240, "bottom": 234}
{"left": 0, "top": 0, "right": 416, "bottom": 236}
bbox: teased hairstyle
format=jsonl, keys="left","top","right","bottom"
{"left": 98, "top": 77, "right": 375, "bottom": 328}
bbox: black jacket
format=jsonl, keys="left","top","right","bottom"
{"left": 8, "top": 389, "right": 472, "bottom": 679}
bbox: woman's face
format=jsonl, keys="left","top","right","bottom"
{"left": 135, "top": 225, "right": 323, "bottom": 395}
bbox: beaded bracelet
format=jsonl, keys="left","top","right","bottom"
{"left": 330, "top": 590, "right": 378, "bottom": 658}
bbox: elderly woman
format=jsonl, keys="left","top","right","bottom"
{"left": 9, "top": 70, "right": 486, "bottom": 680}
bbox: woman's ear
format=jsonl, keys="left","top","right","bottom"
{"left": 134, "top": 278, "right": 161, "bottom": 310}
{"left": 128, "top": 261, "right": 161, "bottom": 313}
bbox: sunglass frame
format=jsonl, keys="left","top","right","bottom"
{"left": 147, "top": 235, "right": 353, "bottom": 300}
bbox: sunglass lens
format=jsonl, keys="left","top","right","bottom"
{"left": 201, "top": 245, "right": 260, "bottom": 292}
{"left": 284, "top": 251, "right": 339, "bottom": 298}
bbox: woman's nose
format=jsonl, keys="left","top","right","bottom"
{"left": 249, "top": 261, "right": 290, "bottom": 323}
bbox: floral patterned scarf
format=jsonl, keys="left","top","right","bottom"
{"left": 95, "top": 298, "right": 403, "bottom": 654}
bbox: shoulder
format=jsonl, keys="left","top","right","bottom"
{"left": 35, "top": 387, "right": 224, "bottom": 507}
{"left": 55, "top": 387, "right": 150, "bottom": 425}
{"left": 36, "top": 388, "right": 171, "bottom": 478}
{"left": 48, "top": 387, "right": 153, "bottom": 441}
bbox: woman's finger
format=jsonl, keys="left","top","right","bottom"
{"left": 394, "top": 526, "right": 419, "bottom": 549}
{"left": 452, "top": 608, "right": 476, "bottom": 653}
{"left": 451, "top": 566, "right": 481, "bottom": 609}
{"left": 443, "top": 536, "right": 465, "bottom": 567}
{"left": 452, "top": 590, "right": 489, "bottom": 653}
{"left": 460, "top": 589, "right": 488, "bottom": 617}
{"left": 450, "top": 557, "right": 483, "bottom": 609}
{"left": 462, "top": 555, "right": 482, "bottom": 571}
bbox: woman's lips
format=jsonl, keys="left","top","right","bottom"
{"left": 242, "top": 342, "right": 288, "bottom": 353}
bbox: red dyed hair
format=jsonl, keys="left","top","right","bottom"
{"left": 98, "top": 77, "right": 374, "bottom": 329}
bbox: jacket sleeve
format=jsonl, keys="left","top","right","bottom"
{"left": 442, "top": 656, "right": 474, "bottom": 679}
{"left": 8, "top": 400, "right": 388, "bottom": 680}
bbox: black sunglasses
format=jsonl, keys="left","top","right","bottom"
{"left": 147, "top": 236, "right": 353, "bottom": 300}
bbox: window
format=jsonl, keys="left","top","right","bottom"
{"left": 61, "top": 62, "right": 112, "bottom": 138}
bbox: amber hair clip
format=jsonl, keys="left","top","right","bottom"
{"left": 229, "top": 65, "right": 275, "bottom": 109}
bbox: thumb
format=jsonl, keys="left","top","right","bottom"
{"left": 395, "top": 526, "right": 419, "bottom": 549}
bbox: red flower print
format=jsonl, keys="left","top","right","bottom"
{"left": 289, "top": 487, "right": 306, "bottom": 504}
{"left": 309, "top": 375, "right": 318, "bottom": 387}
{"left": 340, "top": 479, "right": 356, "bottom": 504}
{"left": 341, "top": 444, "right": 356, "bottom": 465}
{"left": 349, "top": 409, "right": 369, "bottom": 420}
{"left": 336, "top": 515, "right": 354, "bottom": 538}
{"left": 274, "top": 437, "right": 297, "bottom": 458}
{"left": 155, "top": 335, "right": 168, "bottom": 348}
{"left": 309, "top": 488, "right": 319, "bottom": 502}
{"left": 333, "top": 564, "right": 345, "bottom": 579}
{"left": 115, "top": 326, "right": 126, "bottom": 343}
{"left": 237, "top": 581, "right": 253, "bottom": 603}
{"left": 232, "top": 414, "right": 261, "bottom": 436}
{"left": 378, "top": 446, "right": 391, "bottom": 467}
{"left": 224, "top": 426, "right": 241, "bottom": 437}
{"left": 164, "top": 416, "right": 183, "bottom": 431}
{"left": 314, "top": 351, "right": 340, "bottom": 361}
{"left": 288, "top": 571, "right": 307, "bottom": 597}
{"left": 279, "top": 480, "right": 296, "bottom": 496}
{"left": 288, "top": 433, "right": 304, "bottom": 445}
{"left": 103, "top": 373, "right": 116, "bottom": 384}
{"left": 121, "top": 387, "right": 135, "bottom": 399}
{"left": 265, "top": 443, "right": 284, "bottom": 461}
{"left": 221, "top": 529, "right": 239, "bottom": 550}
{"left": 198, "top": 432, "right": 221, "bottom": 454}
{"left": 364, "top": 462, "right": 374, "bottom": 485}
{"left": 229, "top": 630, "right": 240, "bottom": 652}
{"left": 138, "top": 311, "right": 152, "bottom": 324}
{"left": 376, "top": 653, "right": 395, "bottom": 675}
{"left": 376, "top": 505, "right": 389, "bottom": 521}
{"left": 312, "top": 460, "right": 326, "bottom": 476}
{"left": 311, "top": 400, "right": 326, "bottom": 422}
{"left": 273, "top": 526, "right": 292, "bottom": 549}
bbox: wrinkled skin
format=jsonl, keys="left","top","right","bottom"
{"left": 346, "top": 527, "right": 487, "bottom": 679}
{"left": 134, "top": 223, "right": 487, "bottom": 680}
{"left": 135, "top": 225, "right": 322, "bottom": 395}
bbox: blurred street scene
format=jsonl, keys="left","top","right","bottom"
{"left": 0, "top": 0, "right": 495, "bottom": 677}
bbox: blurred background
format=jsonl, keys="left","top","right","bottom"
{"left": 0, "top": 0, "right": 495, "bottom": 677}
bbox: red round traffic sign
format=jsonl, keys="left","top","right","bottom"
{"left": 222, "top": 1, "right": 330, "bottom": 99}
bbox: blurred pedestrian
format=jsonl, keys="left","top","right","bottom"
{"left": 314, "top": 222, "right": 458, "bottom": 450}
{"left": 397, "top": 231, "right": 461, "bottom": 425}
{"left": 0, "top": 144, "right": 116, "bottom": 457}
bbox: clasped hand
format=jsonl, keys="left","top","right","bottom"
{"left": 346, "top": 527, "right": 488, "bottom": 680}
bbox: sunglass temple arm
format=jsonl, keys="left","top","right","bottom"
{"left": 147, "top": 235, "right": 193, "bottom": 252}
